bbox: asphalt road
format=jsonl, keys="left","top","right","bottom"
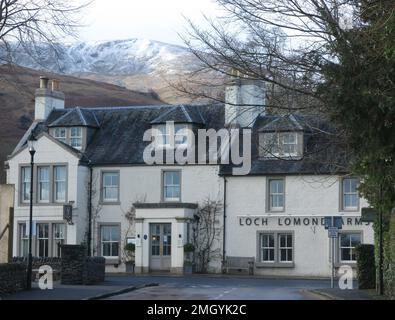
{"left": 2, "top": 274, "right": 335, "bottom": 300}
{"left": 105, "top": 275, "right": 331, "bottom": 300}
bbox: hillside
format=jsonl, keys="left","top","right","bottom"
{"left": 0, "top": 64, "right": 163, "bottom": 183}
{"left": 4, "top": 39, "right": 199, "bottom": 104}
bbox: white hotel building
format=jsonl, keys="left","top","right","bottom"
{"left": 5, "top": 77, "right": 373, "bottom": 277}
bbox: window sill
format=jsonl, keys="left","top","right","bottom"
{"left": 255, "top": 262, "right": 295, "bottom": 268}
{"left": 334, "top": 262, "right": 357, "bottom": 268}
{"left": 19, "top": 202, "right": 68, "bottom": 207}
{"left": 104, "top": 258, "right": 120, "bottom": 265}
{"left": 100, "top": 201, "right": 121, "bottom": 206}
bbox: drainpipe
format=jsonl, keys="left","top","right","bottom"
{"left": 222, "top": 176, "right": 227, "bottom": 273}
{"left": 87, "top": 163, "right": 93, "bottom": 257}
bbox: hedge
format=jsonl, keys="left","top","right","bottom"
{"left": 383, "top": 213, "right": 395, "bottom": 299}
{"left": 356, "top": 244, "right": 376, "bottom": 289}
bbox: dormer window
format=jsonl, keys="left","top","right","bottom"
{"left": 54, "top": 128, "right": 67, "bottom": 144}
{"left": 155, "top": 123, "right": 189, "bottom": 148}
{"left": 70, "top": 127, "right": 83, "bottom": 150}
{"left": 51, "top": 127, "right": 85, "bottom": 151}
{"left": 260, "top": 132, "right": 302, "bottom": 158}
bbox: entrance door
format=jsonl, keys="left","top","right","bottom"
{"left": 149, "top": 224, "right": 172, "bottom": 271}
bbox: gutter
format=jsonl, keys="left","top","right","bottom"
{"left": 87, "top": 161, "right": 93, "bottom": 256}
{"left": 222, "top": 176, "right": 227, "bottom": 273}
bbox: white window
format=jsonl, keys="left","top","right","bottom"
{"left": 70, "top": 127, "right": 83, "bottom": 150}
{"left": 339, "top": 233, "right": 361, "bottom": 262}
{"left": 259, "top": 232, "right": 294, "bottom": 264}
{"left": 163, "top": 171, "right": 181, "bottom": 202}
{"left": 52, "top": 224, "right": 65, "bottom": 257}
{"left": 279, "top": 234, "right": 293, "bottom": 262}
{"left": 268, "top": 178, "right": 285, "bottom": 211}
{"left": 282, "top": 133, "right": 297, "bottom": 155}
{"left": 156, "top": 124, "right": 188, "bottom": 147}
{"left": 54, "top": 166, "right": 66, "bottom": 202}
{"left": 38, "top": 167, "right": 50, "bottom": 203}
{"left": 21, "top": 167, "right": 31, "bottom": 203}
{"left": 262, "top": 132, "right": 299, "bottom": 157}
{"left": 342, "top": 178, "right": 359, "bottom": 210}
{"left": 260, "top": 234, "right": 275, "bottom": 262}
{"left": 19, "top": 223, "right": 29, "bottom": 257}
{"left": 37, "top": 223, "right": 49, "bottom": 257}
{"left": 101, "top": 225, "right": 120, "bottom": 258}
{"left": 102, "top": 172, "right": 119, "bottom": 202}
{"left": 54, "top": 128, "right": 67, "bottom": 144}
{"left": 174, "top": 124, "right": 188, "bottom": 146}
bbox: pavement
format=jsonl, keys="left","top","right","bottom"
{"left": 0, "top": 274, "right": 382, "bottom": 300}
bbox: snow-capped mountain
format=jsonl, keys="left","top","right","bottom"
{"left": 8, "top": 38, "right": 193, "bottom": 76}
{"left": 3, "top": 38, "right": 199, "bottom": 102}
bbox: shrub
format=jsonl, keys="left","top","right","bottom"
{"left": 356, "top": 244, "right": 376, "bottom": 289}
{"left": 124, "top": 243, "right": 135, "bottom": 252}
{"left": 184, "top": 243, "right": 195, "bottom": 253}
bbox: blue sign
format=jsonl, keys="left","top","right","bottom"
{"left": 324, "top": 217, "right": 343, "bottom": 230}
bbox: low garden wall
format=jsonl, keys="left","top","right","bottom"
{"left": 61, "top": 245, "right": 105, "bottom": 285}
{"left": 0, "top": 263, "right": 26, "bottom": 295}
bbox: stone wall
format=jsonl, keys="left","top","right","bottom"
{"left": 12, "top": 257, "right": 62, "bottom": 271}
{"left": 0, "top": 185, "right": 14, "bottom": 264}
{"left": 0, "top": 263, "right": 26, "bottom": 295}
{"left": 384, "top": 212, "right": 395, "bottom": 299}
{"left": 61, "top": 245, "right": 105, "bottom": 285}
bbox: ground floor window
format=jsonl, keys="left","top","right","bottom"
{"left": 100, "top": 225, "right": 120, "bottom": 258}
{"left": 259, "top": 232, "right": 294, "bottom": 265}
{"left": 18, "top": 222, "right": 66, "bottom": 258}
{"left": 339, "top": 232, "right": 361, "bottom": 262}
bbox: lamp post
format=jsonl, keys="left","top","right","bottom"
{"left": 26, "top": 133, "right": 36, "bottom": 290}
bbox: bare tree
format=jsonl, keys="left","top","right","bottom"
{"left": 176, "top": 0, "right": 366, "bottom": 112}
{"left": 0, "top": 0, "right": 89, "bottom": 68}
{"left": 192, "top": 199, "right": 223, "bottom": 273}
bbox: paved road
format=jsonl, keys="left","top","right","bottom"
{"left": 106, "top": 275, "right": 331, "bottom": 300}
{"left": 2, "top": 274, "right": 336, "bottom": 300}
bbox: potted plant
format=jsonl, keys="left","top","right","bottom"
{"left": 183, "top": 243, "right": 195, "bottom": 274}
{"left": 124, "top": 243, "right": 135, "bottom": 273}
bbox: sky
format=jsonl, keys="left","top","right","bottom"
{"left": 77, "top": 0, "right": 223, "bottom": 46}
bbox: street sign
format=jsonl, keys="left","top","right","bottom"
{"left": 361, "top": 207, "right": 377, "bottom": 223}
{"left": 63, "top": 205, "right": 73, "bottom": 224}
{"left": 324, "top": 216, "right": 343, "bottom": 230}
{"left": 328, "top": 227, "right": 339, "bottom": 238}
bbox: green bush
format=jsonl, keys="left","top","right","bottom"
{"left": 356, "top": 244, "right": 376, "bottom": 289}
{"left": 184, "top": 243, "right": 195, "bottom": 253}
{"left": 124, "top": 243, "right": 135, "bottom": 252}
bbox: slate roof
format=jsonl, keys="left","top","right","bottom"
{"left": 150, "top": 105, "right": 205, "bottom": 125}
{"left": 48, "top": 107, "right": 100, "bottom": 128}
{"left": 12, "top": 103, "right": 349, "bottom": 176}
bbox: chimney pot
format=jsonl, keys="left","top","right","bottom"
{"left": 52, "top": 79, "right": 60, "bottom": 91}
{"left": 40, "top": 76, "right": 49, "bottom": 89}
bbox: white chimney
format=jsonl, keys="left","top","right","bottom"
{"left": 225, "top": 75, "right": 266, "bottom": 128}
{"left": 34, "top": 76, "right": 65, "bottom": 121}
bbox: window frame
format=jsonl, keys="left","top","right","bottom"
{"left": 261, "top": 132, "right": 300, "bottom": 158}
{"left": 340, "top": 177, "right": 360, "bottom": 212}
{"left": 70, "top": 127, "right": 83, "bottom": 150}
{"left": 100, "top": 170, "right": 120, "bottom": 204}
{"left": 19, "top": 164, "right": 68, "bottom": 206}
{"left": 36, "top": 223, "right": 49, "bottom": 258}
{"left": 99, "top": 224, "right": 121, "bottom": 261}
{"left": 257, "top": 231, "right": 294, "bottom": 268}
{"left": 162, "top": 170, "right": 182, "bottom": 202}
{"left": 37, "top": 166, "right": 50, "bottom": 203}
{"left": 267, "top": 177, "right": 285, "bottom": 212}
{"left": 21, "top": 166, "right": 31, "bottom": 204}
{"left": 53, "top": 165, "right": 67, "bottom": 203}
{"left": 154, "top": 124, "right": 190, "bottom": 149}
{"left": 54, "top": 128, "right": 67, "bottom": 144}
{"left": 17, "top": 221, "right": 67, "bottom": 258}
{"left": 337, "top": 231, "right": 363, "bottom": 264}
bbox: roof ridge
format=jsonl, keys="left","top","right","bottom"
{"left": 76, "top": 107, "right": 88, "bottom": 126}
{"left": 48, "top": 109, "right": 74, "bottom": 127}
{"left": 180, "top": 105, "right": 193, "bottom": 122}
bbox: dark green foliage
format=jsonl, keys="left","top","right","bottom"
{"left": 184, "top": 243, "right": 195, "bottom": 253}
{"left": 124, "top": 243, "right": 135, "bottom": 252}
{"left": 356, "top": 245, "right": 376, "bottom": 289}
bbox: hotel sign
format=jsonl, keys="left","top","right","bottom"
{"left": 238, "top": 216, "right": 371, "bottom": 227}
